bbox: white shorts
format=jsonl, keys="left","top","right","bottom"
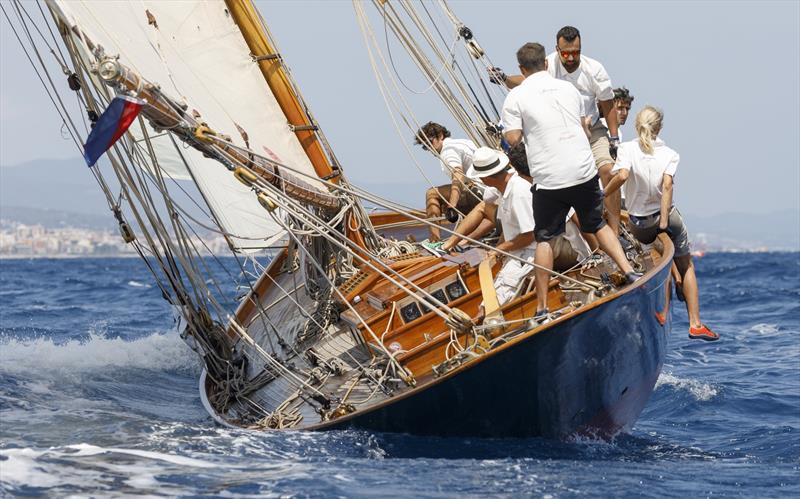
{"left": 494, "top": 250, "right": 535, "bottom": 305}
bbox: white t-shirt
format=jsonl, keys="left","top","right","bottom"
{"left": 547, "top": 52, "right": 614, "bottom": 127}
{"left": 483, "top": 174, "right": 590, "bottom": 259}
{"left": 485, "top": 174, "right": 590, "bottom": 260}
{"left": 612, "top": 138, "right": 679, "bottom": 217}
{"left": 482, "top": 185, "right": 501, "bottom": 204}
{"left": 439, "top": 138, "right": 476, "bottom": 177}
{"left": 491, "top": 173, "right": 536, "bottom": 257}
{"left": 501, "top": 71, "right": 596, "bottom": 191}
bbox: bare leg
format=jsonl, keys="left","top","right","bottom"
{"left": 671, "top": 261, "right": 682, "bottom": 288}
{"left": 599, "top": 163, "right": 621, "bottom": 235}
{"left": 674, "top": 255, "right": 702, "bottom": 328}
{"left": 570, "top": 212, "right": 599, "bottom": 251}
{"left": 595, "top": 225, "right": 634, "bottom": 274}
{"left": 582, "top": 232, "right": 599, "bottom": 252}
{"left": 442, "top": 201, "right": 485, "bottom": 251}
{"left": 534, "top": 241, "right": 553, "bottom": 312}
{"left": 425, "top": 187, "right": 443, "bottom": 241}
{"left": 569, "top": 213, "right": 600, "bottom": 251}
{"left": 463, "top": 219, "right": 496, "bottom": 244}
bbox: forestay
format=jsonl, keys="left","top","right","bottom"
{"left": 47, "top": 0, "right": 326, "bottom": 251}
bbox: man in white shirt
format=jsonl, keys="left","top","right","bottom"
{"left": 490, "top": 26, "right": 623, "bottom": 233}
{"left": 601, "top": 87, "right": 634, "bottom": 141}
{"left": 613, "top": 87, "right": 634, "bottom": 130}
{"left": 465, "top": 147, "right": 536, "bottom": 309}
{"left": 500, "top": 42, "right": 640, "bottom": 322}
{"left": 600, "top": 87, "right": 634, "bottom": 217}
{"left": 442, "top": 145, "right": 589, "bottom": 271}
{"left": 414, "top": 121, "right": 482, "bottom": 241}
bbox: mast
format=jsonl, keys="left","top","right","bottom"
{"left": 225, "top": 0, "right": 338, "bottom": 183}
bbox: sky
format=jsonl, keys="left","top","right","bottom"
{"left": 1, "top": 0, "right": 798, "bottom": 218}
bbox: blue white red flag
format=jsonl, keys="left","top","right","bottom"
{"left": 83, "top": 95, "right": 144, "bottom": 166}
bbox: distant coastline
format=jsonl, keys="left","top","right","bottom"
{"left": 1, "top": 248, "right": 796, "bottom": 261}
{"left": 0, "top": 254, "right": 142, "bottom": 260}
{"left": 0, "top": 219, "right": 229, "bottom": 259}
{"left": 2, "top": 213, "right": 798, "bottom": 257}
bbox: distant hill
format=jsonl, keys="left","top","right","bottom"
{"left": 2, "top": 158, "right": 798, "bottom": 251}
{"left": 0, "top": 157, "right": 205, "bottom": 230}
{"left": 0, "top": 158, "right": 109, "bottom": 215}
{"left": 0, "top": 205, "right": 115, "bottom": 230}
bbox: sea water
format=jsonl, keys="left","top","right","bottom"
{"left": 1, "top": 254, "right": 798, "bottom": 497}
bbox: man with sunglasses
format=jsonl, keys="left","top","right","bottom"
{"left": 489, "top": 26, "right": 623, "bottom": 234}
{"left": 500, "top": 42, "right": 640, "bottom": 323}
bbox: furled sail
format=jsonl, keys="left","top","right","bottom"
{"left": 47, "top": 0, "right": 328, "bottom": 251}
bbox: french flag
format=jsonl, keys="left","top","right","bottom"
{"left": 83, "top": 95, "right": 144, "bottom": 166}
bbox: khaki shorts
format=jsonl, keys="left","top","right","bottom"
{"left": 589, "top": 122, "right": 614, "bottom": 170}
{"left": 434, "top": 183, "right": 482, "bottom": 215}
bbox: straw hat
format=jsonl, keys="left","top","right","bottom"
{"left": 467, "top": 147, "right": 510, "bottom": 179}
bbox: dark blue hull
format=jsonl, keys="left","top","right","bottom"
{"left": 325, "top": 262, "right": 672, "bottom": 439}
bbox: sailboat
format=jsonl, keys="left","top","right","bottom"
{"left": 7, "top": 0, "right": 673, "bottom": 439}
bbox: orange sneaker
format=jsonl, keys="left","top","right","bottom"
{"left": 689, "top": 324, "right": 720, "bottom": 341}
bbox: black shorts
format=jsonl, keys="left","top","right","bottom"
{"left": 532, "top": 175, "right": 606, "bottom": 242}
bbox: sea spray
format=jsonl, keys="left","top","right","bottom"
{"left": 0, "top": 330, "right": 199, "bottom": 376}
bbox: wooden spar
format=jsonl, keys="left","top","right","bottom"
{"left": 94, "top": 58, "right": 340, "bottom": 211}
{"left": 225, "top": 0, "right": 388, "bottom": 256}
{"left": 225, "top": 0, "right": 337, "bottom": 183}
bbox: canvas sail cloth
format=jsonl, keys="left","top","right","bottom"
{"left": 48, "top": 0, "right": 327, "bottom": 251}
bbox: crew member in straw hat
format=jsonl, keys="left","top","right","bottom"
{"left": 466, "top": 148, "right": 590, "bottom": 320}
{"left": 441, "top": 144, "right": 590, "bottom": 271}
{"left": 466, "top": 146, "right": 536, "bottom": 310}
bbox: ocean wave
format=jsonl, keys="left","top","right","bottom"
{"left": 0, "top": 444, "right": 215, "bottom": 494}
{"left": 0, "top": 443, "right": 311, "bottom": 495}
{"left": 655, "top": 372, "right": 719, "bottom": 402}
{"left": 0, "top": 330, "right": 198, "bottom": 375}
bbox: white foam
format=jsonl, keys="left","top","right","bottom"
{"left": 656, "top": 372, "right": 718, "bottom": 401}
{"left": 748, "top": 323, "right": 780, "bottom": 335}
{"left": 64, "top": 443, "right": 217, "bottom": 468}
{"left": 127, "top": 280, "right": 151, "bottom": 288}
{"left": 0, "top": 444, "right": 215, "bottom": 492}
{"left": 0, "top": 330, "right": 198, "bottom": 375}
{"left": 0, "top": 447, "right": 64, "bottom": 488}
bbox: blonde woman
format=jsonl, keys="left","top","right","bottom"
{"left": 604, "top": 106, "right": 719, "bottom": 341}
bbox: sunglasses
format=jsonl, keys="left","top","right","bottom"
{"left": 558, "top": 48, "right": 580, "bottom": 59}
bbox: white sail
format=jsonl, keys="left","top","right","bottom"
{"left": 47, "top": 0, "right": 326, "bottom": 251}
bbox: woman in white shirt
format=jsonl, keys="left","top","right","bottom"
{"left": 605, "top": 106, "right": 719, "bottom": 342}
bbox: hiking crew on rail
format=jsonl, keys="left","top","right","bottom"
{"left": 418, "top": 26, "right": 717, "bottom": 340}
